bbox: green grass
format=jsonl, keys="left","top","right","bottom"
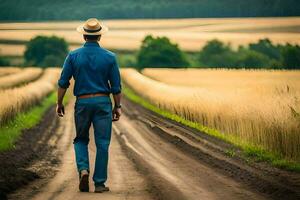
{"left": 0, "top": 92, "right": 58, "bottom": 151}
{"left": 116, "top": 51, "right": 137, "bottom": 68}
{"left": 123, "top": 85, "right": 300, "bottom": 172}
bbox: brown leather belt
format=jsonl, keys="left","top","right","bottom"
{"left": 78, "top": 93, "right": 108, "bottom": 99}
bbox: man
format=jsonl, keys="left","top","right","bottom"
{"left": 56, "top": 18, "right": 122, "bottom": 193}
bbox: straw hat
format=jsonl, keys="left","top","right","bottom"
{"left": 77, "top": 18, "right": 108, "bottom": 35}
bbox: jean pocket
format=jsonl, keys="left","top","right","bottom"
{"left": 75, "top": 103, "right": 87, "bottom": 115}
{"left": 95, "top": 103, "right": 112, "bottom": 116}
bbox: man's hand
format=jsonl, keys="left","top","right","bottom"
{"left": 112, "top": 107, "right": 121, "bottom": 121}
{"left": 56, "top": 103, "right": 65, "bottom": 117}
{"left": 57, "top": 87, "right": 67, "bottom": 117}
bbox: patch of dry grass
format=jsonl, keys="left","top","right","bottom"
{"left": 0, "top": 67, "right": 42, "bottom": 89}
{"left": 0, "top": 68, "right": 60, "bottom": 125}
{"left": 122, "top": 68, "right": 300, "bottom": 162}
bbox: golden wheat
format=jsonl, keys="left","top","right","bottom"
{"left": 142, "top": 68, "right": 300, "bottom": 92}
{"left": 0, "top": 67, "right": 42, "bottom": 89}
{"left": 122, "top": 68, "right": 300, "bottom": 162}
{"left": 0, "top": 68, "right": 60, "bottom": 125}
{"left": 0, "top": 67, "right": 22, "bottom": 77}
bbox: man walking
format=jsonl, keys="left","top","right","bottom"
{"left": 56, "top": 18, "right": 122, "bottom": 193}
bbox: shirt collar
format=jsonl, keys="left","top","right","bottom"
{"left": 84, "top": 41, "right": 100, "bottom": 47}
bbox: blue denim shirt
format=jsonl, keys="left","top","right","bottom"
{"left": 58, "top": 41, "right": 122, "bottom": 96}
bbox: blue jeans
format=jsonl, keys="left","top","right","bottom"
{"left": 73, "top": 96, "right": 112, "bottom": 186}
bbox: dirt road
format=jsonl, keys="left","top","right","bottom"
{"left": 9, "top": 97, "right": 300, "bottom": 200}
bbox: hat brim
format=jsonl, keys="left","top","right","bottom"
{"left": 76, "top": 23, "right": 109, "bottom": 35}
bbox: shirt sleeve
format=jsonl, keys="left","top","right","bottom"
{"left": 58, "top": 54, "right": 73, "bottom": 89}
{"left": 109, "top": 56, "right": 122, "bottom": 94}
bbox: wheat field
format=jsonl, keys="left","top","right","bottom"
{"left": 0, "top": 67, "right": 22, "bottom": 77}
{"left": 0, "top": 17, "right": 299, "bottom": 56}
{"left": 0, "top": 67, "right": 42, "bottom": 89}
{"left": 122, "top": 68, "right": 300, "bottom": 162}
{"left": 0, "top": 68, "right": 60, "bottom": 125}
{"left": 142, "top": 68, "right": 300, "bottom": 91}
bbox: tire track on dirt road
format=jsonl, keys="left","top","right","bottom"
{"left": 113, "top": 115, "right": 267, "bottom": 200}
{"left": 115, "top": 97, "right": 300, "bottom": 200}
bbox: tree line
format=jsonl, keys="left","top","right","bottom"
{"left": 0, "top": 35, "right": 299, "bottom": 70}
{"left": 0, "top": 0, "right": 299, "bottom": 21}
{"left": 137, "top": 36, "right": 300, "bottom": 69}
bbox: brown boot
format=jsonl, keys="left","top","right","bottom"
{"left": 79, "top": 170, "right": 89, "bottom": 192}
{"left": 94, "top": 185, "right": 109, "bottom": 193}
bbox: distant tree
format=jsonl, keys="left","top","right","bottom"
{"left": 41, "top": 54, "right": 66, "bottom": 67}
{"left": 198, "top": 39, "right": 237, "bottom": 67}
{"left": 24, "top": 36, "right": 68, "bottom": 67}
{"left": 265, "top": 59, "right": 283, "bottom": 69}
{"left": 0, "top": 56, "right": 9, "bottom": 66}
{"left": 249, "top": 38, "right": 281, "bottom": 60}
{"left": 137, "top": 35, "right": 189, "bottom": 68}
{"left": 236, "top": 49, "right": 271, "bottom": 68}
{"left": 281, "top": 44, "right": 300, "bottom": 69}
{"left": 196, "top": 38, "right": 300, "bottom": 69}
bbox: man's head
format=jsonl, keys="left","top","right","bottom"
{"left": 77, "top": 18, "right": 108, "bottom": 41}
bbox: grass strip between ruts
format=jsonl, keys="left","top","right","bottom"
{"left": 0, "top": 91, "right": 69, "bottom": 152}
{"left": 123, "top": 85, "right": 300, "bottom": 172}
